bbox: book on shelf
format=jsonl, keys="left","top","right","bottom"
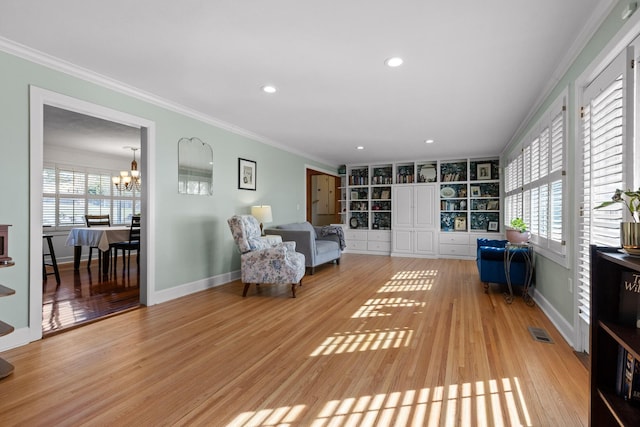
{"left": 616, "top": 346, "right": 640, "bottom": 404}
{"left": 619, "top": 270, "right": 640, "bottom": 327}
{"left": 624, "top": 351, "right": 634, "bottom": 401}
{"left": 617, "top": 345, "right": 626, "bottom": 395}
{"left": 633, "top": 359, "right": 640, "bottom": 402}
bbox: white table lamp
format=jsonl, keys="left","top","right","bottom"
{"left": 251, "top": 205, "right": 273, "bottom": 235}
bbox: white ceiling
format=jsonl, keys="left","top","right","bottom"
{"left": 0, "top": 0, "right": 611, "bottom": 166}
{"left": 44, "top": 105, "right": 140, "bottom": 159}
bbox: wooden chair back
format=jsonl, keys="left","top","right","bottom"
{"left": 129, "top": 215, "right": 141, "bottom": 242}
{"left": 85, "top": 214, "right": 111, "bottom": 227}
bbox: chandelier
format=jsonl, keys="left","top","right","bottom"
{"left": 112, "top": 147, "right": 141, "bottom": 192}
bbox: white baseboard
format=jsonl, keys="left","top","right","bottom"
{"left": 0, "top": 327, "right": 32, "bottom": 352}
{"left": 150, "top": 270, "right": 241, "bottom": 305}
{"left": 532, "top": 290, "right": 575, "bottom": 348}
{"left": 390, "top": 252, "right": 438, "bottom": 259}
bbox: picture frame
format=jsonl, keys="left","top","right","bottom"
{"left": 454, "top": 216, "right": 467, "bottom": 231}
{"left": 477, "top": 163, "right": 491, "bottom": 180}
{"left": 351, "top": 191, "right": 359, "bottom": 200}
{"left": 470, "top": 186, "right": 481, "bottom": 197}
{"left": 238, "top": 158, "right": 257, "bottom": 190}
{"left": 487, "top": 200, "right": 499, "bottom": 210}
{"left": 487, "top": 221, "right": 499, "bottom": 232}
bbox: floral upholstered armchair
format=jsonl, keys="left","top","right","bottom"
{"left": 227, "top": 215, "right": 305, "bottom": 297}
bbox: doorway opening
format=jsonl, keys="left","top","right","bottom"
{"left": 30, "top": 86, "right": 156, "bottom": 341}
{"left": 42, "top": 106, "right": 143, "bottom": 335}
{"left": 305, "top": 168, "right": 340, "bottom": 226}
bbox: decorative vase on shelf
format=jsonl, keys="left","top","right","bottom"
{"left": 621, "top": 222, "right": 640, "bottom": 255}
{"left": 506, "top": 228, "right": 530, "bottom": 244}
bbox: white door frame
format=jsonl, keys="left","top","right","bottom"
{"left": 29, "top": 86, "right": 156, "bottom": 342}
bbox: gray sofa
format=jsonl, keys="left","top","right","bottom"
{"left": 265, "top": 222, "right": 342, "bottom": 274}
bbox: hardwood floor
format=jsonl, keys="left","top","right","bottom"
{"left": 42, "top": 260, "right": 140, "bottom": 335}
{"left": 1, "top": 254, "right": 587, "bottom": 426}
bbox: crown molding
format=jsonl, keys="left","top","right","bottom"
{"left": 0, "top": 36, "right": 337, "bottom": 168}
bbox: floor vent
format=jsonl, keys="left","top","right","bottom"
{"left": 528, "top": 326, "right": 554, "bottom": 344}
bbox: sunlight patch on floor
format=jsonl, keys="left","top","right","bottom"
{"left": 229, "top": 404, "right": 306, "bottom": 426}
{"left": 351, "top": 297, "right": 425, "bottom": 318}
{"left": 227, "top": 377, "right": 532, "bottom": 426}
{"left": 377, "top": 269, "right": 437, "bottom": 292}
{"left": 309, "top": 328, "right": 413, "bottom": 356}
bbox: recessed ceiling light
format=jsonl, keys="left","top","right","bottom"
{"left": 385, "top": 57, "right": 403, "bottom": 67}
{"left": 425, "top": 139, "right": 435, "bottom": 144}
{"left": 262, "top": 85, "right": 277, "bottom": 94}
{"left": 356, "top": 146, "right": 365, "bottom": 150}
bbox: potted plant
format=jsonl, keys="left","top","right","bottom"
{"left": 506, "top": 217, "right": 530, "bottom": 244}
{"left": 594, "top": 188, "right": 640, "bottom": 254}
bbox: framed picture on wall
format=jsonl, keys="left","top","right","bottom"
{"left": 470, "top": 186, "right": 481, "bottom": 197}
{"left": 454, "top": 216, "right": 467, "bottom": 231}
{"left": 487, "top": 221, "right": 499, "bottom": 232}
{"left": 238, "top": 158, "right": 257, "bottom": 190}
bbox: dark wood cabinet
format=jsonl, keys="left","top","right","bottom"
{"left": 590, "top": 245, "right": 640, "bottom": 426}
{"left": 0, "top": 273, "right": 15, "bottom": 379}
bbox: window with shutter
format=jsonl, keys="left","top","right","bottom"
{"left": 42, "top": 163, "right": 140, "bottom": 229}
{"left": 42, "top": 165, "right": 56, "bottom": 227}
{"left": 504, "top": 89, "right": 567, "bottom": 260}
{"left": 577, "top": 47, "right": 632, "bottom": 341}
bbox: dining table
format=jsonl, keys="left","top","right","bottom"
{"left": 65, "top": 226, "right": 130, "bottom": 275}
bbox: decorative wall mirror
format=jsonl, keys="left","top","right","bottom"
{"left": 178, "top": 137, "right": 213, "bottom": 195}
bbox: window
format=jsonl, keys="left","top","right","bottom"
{"left": 43, "top": 163, "right": 140, "bottom": 229}
{"left": 576, "top": 48, "right": 633, "bottom": 329}
{"left": 504, "top": 90, "right": 567, "bottom": 261}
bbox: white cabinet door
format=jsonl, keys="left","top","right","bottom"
{"left": 415, "top": 185, "right": 436, "bottom": 229}
{"left": 392, "top": 184, "right": 437, "bottom": 256}
{"left": 393, "top": 185, "right": 414, "bottom": 228}
{"left": 393, "top": 229, "right": 413, "bottom": 253}
{"left": 415, "top": 230, "right": 436, "bottom": 254}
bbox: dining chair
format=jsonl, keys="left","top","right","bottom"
{"left": 84, "top": 214, "right": 111, "bottom": 272}
{"left": 111, "top": 215, "right": 141, "bottom": 275}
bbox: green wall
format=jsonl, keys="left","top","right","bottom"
{"left": 503, "top": 0, "right": 630, "bottom": 324}
{"left": 0, "top": 48, "right": 333, "bottom": 332}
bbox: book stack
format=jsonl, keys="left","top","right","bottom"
{"left": 616, "top": 346, "right": 640, "bottom": 403}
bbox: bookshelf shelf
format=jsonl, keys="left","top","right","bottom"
{"left": 599, "top": 321, "right": 640, "bottom": 360}
{"left": 598, "top": 389, "right": 638, "bottom": 426}
{"left": 0, "top": 264, "right": 15, "bottom": 380}
{"left": 590, "top": 245, "right": 640, "bottom": 426}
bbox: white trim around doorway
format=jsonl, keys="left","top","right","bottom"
{"left": 29, "top": 86, "right": 157, "bottom": 343}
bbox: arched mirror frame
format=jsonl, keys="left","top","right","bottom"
{"left": 178, "top": 137, "right": 213, "bottom": 195}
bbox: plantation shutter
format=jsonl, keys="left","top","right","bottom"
{"left": 549, "top": 110, "right": 565, "bottom": 251}
{"left": 578, "top": 48, "right": 631, "bottom": 327}
{"left": 57, "top": 167, "right": 86, "bottom": 226}
{"left": 42, "top": 165, "right": 56, "bottom": 227}
{"left": 87, "top": 172, "right": 112, "bottom": 217}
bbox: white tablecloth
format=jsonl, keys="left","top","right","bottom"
{"left": 65, "top": 226, "right": 130, "bottom": 252}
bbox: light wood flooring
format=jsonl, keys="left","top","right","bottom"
{"left": 1, "top": 254, "right": 588, "bottom": 426}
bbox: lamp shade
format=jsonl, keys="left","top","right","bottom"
{"left": 251, "top": 205, "right": 273, "bottom": 224}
